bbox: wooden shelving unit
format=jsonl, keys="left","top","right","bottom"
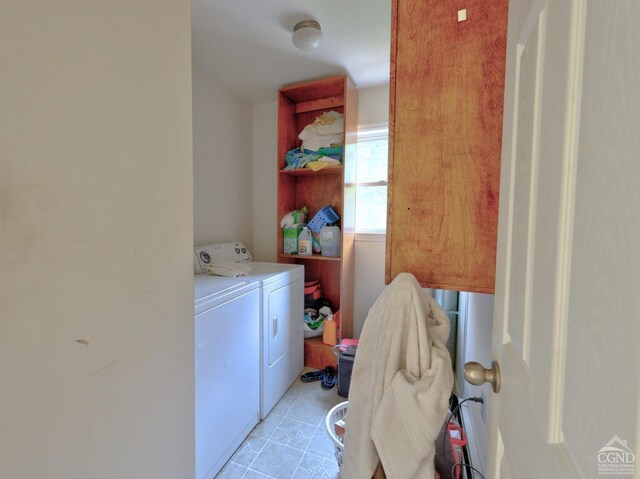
{"left": 277, "top": 76, "right": 357, "bottom": 369}
{"left": 277, "top": 253, "right": 341, "bottom": 262}
{"left": 279, "top": 167, "right": 343, "bottom": 177}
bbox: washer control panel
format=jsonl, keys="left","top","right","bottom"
{"left": 194, "top": 242, "right": 252, "bottom": 273}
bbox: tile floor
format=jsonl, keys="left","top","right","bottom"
{"left": 215, "top": 376, "right": 345, "bottom": 479}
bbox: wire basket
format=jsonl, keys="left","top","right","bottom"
{"left": 325, "top": 401, "right": 348, "bottom": 468}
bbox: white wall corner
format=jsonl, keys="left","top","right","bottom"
{"left": 251, "top": 101, "right": 278, "bottom": 262}
{"left": 192, "top": 63, "right": 254, "bottom": 250}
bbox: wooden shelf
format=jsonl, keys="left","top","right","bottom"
{"left": 295, "top": 95, "right": 344, "bottom": 114}
{"left": 277, "top": 75, "right": 357, "bottom": 339}
{"left": 278, "top": 253, "right": 341, "bottom": 262}
{"left": 304, "top": 337, "right": 337, "bottom": 369}
{"left": 279, "top": 167, "right": 343, "bottom": 177}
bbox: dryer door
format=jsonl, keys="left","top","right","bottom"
{"left": 267, "top": 281, "right": 296, "bottom": 365}
{"left": 262, "top": 275, "right": 304, "bottom": 418}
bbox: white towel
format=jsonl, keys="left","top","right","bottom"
{"left": 299, "top": 110, "right": 344, "bottom": 152}
{"left": 206, "top": 261, "right": 251, "bottom": 278}
{"left": 341, "top": 273, "right": 454, "bottom": 479}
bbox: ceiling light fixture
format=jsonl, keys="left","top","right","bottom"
{"left": 292, "top": 20, "right": 322, "bottom": 51}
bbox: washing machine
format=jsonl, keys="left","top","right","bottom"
{"left": 194, "top": 242, "right": 304, "bottom": 419}
{"left": 194, "top": 273, "right": 260, "bottom": 479}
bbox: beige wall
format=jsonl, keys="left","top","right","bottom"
{"left": 0, "top": 2, "right": 194, "bottom": 478}
{"left": 193, "top": 64, "right": 254, "bottom": 249}
{"left": 357, "top": 84, "right": 390, "bottom": 125}
{"left": 251, "top": 102, "right": 279, "bottom": 262}
{"left": 352, "top": 237, "right": 388, "bottom": 337}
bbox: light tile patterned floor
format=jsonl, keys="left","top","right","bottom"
{"left": 215, "top": 376, "right": 345, "bottom": 479}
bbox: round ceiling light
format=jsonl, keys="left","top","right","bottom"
{"left": 292, "top": 20, "right": 323, "bottom": 51}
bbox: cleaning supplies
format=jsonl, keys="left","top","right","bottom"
{"left": 298, "top": 227, "right": 312, "bottom": 256}
{"left": 323, "top": 312, "right": 338, "bottom": 346}
{"left": 308, "top": 205, "right": 340, "bottom": 254}
{"left": 283, "top": 224, "right": 304, "bottom": 254}
{"left": 320, "top": 224, "right": 341, "bottom": 257}
{"left": 280, "top": 206, "right": 307, "bottom": 229}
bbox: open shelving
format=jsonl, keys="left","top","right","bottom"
{"left": 276, "top": 76, "right": 357, "bottom": 368}
{"left": 279, "top": 167, "right": 343, "bottom": 177}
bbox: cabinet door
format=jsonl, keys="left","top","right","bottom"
{"left": 386, "top": 0, "right": 508, "bottom": 293}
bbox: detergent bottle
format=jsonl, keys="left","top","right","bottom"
{"left": 298, "top": 227, "right": 312, "bottom": 256}
{"left": 320, "top": 224, "right": 341, "bottom": 257}
{"left": 322, "top": 312, "right": 338, "bottom": 346}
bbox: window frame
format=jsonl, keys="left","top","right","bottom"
{"left": 355, "top": 123, "right": 389, "bottom": 236}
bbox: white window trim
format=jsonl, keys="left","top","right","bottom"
{"left": 355, "top": 123, "right": 389, "bottom": 235}
{"left": 355, "top": 232, "right": 387, "bottom": 242}
{"left": 357, "top": 123, "right": 389, "bottom": 141}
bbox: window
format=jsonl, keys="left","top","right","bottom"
{"left": 355, "top": 124, "right": 388, "bottom": 233}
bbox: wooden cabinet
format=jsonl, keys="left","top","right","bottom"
{"left": 277, "top": 76, "right": 357, "bottom": 366}
{"left": 386, "top": 0, "right": 509, "bottom": 293}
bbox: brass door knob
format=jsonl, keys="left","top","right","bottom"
{"left": 464, "top": 361, "right": 501, "bottom": 393}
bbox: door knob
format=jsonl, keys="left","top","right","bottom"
{"left": 464, "top": 361, "right": 501, "bottom": 393}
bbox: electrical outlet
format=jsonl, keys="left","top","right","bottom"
{"left": 481, "top": 389, "right": 487, "bottom": 424}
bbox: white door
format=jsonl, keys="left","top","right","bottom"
{"left": 485, "top": 0, "right": 640, "bottom": 477}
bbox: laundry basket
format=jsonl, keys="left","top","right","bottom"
{"left": 325, "top": 401, "right": 348, "bottom": 468}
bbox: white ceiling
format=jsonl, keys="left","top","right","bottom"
{"left": 191, "top": 0, "right": 392, "bottom": 105}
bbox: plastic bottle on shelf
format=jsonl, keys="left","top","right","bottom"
{"left": 320, "top": 224, "right": 341, "bottom": 257}
{"left": 298, "top": 227, "right": 313, "bottom": 256}
{"left": 322, "top": 313, "right": 338, "bottom": 346}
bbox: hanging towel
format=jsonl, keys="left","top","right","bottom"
{"left": 341, "top": 273, "right": 453, "bottom": 479}
{"left": 206, "top": 261, "right": 251, "bottom": 278}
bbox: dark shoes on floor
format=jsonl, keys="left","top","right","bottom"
{"left": 300, "top": 366, "right": 337, "bottom": 389}
{"left": 321, "top": 366, "right": 337, "bottom": 389}
{"left": 300, "top": 370, "right": 325, "bottom": 382}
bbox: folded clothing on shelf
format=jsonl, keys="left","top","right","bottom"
{"left": 284, "top": 146, "right": 343, "bottom": 171}
{"left": 299, "top": 110, "right": 344, "bottom": 152}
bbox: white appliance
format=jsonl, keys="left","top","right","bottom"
{"left": 194, "top": 274, "right": 260, "bottom": 479}
{"left": 194, "top": 242, "right": 304, "bottom": 419}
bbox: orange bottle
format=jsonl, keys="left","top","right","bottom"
{"left": 323, "top": 312, "right": 338, "bottom": 346}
